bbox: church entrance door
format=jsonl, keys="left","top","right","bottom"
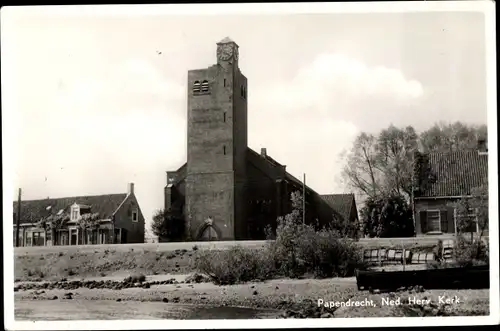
{"left": 200, "top": 226, "right": 218, "bottom": 241}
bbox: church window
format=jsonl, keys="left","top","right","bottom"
{"left": 201, "top": 80, "right": 209, "bottom": 92}
{"left": 223, "top": 112, "right": 226, "bottom": 122}
{"left": 241, "top": 85, "right": 244, "bottom": 97}
{"left": 223, "top": 145, "right": 226, "bottom": 155}
{"left": 224, "top": 78, "right": 226, "bottom": 87}
{"left": 193, "top": 81, "right": 201, "bottom": 93}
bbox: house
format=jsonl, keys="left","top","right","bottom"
{"left": 412, "top": 140, "right": 488, "bottom": 236}
{"left": 164, "top": 37, "right": 359, "bottom": 241}
{"left": 13, "top": 183, "right": 145, "bottom": 247}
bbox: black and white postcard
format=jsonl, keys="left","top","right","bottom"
{"left": 2, "top": 1, "right": 498, "bottom": 329}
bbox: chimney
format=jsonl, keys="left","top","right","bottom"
{"left": 261, "top": 148, "right": 267, "bottom": 158}
{"left": 477, "top": 139, "right": 488, "bottom": 153}
{"left": 127, "top": 183, "right": 135, "bottom": 195}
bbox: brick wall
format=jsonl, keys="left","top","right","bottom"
{"left": 113, "top": 195, "right": 145, "bottom": 243}
{"left": 414, "top": 198, "right": 457, "bottom": 235}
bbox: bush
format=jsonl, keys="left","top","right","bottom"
{"left": 194, "top": 246, "right": 276, "bottom": 285}
{"left": 266, "top": 211, "right": 365, "bottom": 279}
{"left": 194, "top": 223, "right": 365, "bottom": 284}
{"left": 454, "top": 236, "right": 489, "bottom": 268}
{"left": 194, "top": 191, "right": 365, "bottom": 284}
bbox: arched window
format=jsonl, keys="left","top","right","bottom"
{"left": 201, "top": 80, "right": 209, "bottom": 92}
{"left": 193, "top": 81, "right": 201, "bottom": 93}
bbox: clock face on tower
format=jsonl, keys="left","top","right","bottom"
{"left": 217, "top": 44, "right": 234, "bottom": 61}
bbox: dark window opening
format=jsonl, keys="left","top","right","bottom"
{"left": 223, "top": 145, "right": 226, "bottom": 155}
{"left": 223, "top": 112, "right": 226, "bottom": 122}
{"left": 241, "top": 85, "right": 244, "bottom": 97}
{"left": 193, "top": 81, "right": 201, "bottom": 93}
{"left": 201, "top": 80, "right": 209, "bottom": 92}
{"left": 224, "top": 78, "right": 226, "bottom": 87}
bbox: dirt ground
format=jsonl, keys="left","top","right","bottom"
{"left": 13, "top": 239, "right": 489, "bottom": 319}
{"left": 14, "top": 274, "right": 490, "bottom": 319}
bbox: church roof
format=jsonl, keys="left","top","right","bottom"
{"left": 218, "top": 37, "right": 235, "bottom": 44}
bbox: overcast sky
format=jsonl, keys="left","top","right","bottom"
{"left": 2, "top": 5, "right": 491, "bottom": 234}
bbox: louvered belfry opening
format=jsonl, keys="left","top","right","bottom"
{"left": 201, "top": 80, "right": 209, "bottom": 92}
{"left": 193, "top": 81, "right": 201, "bottom": 93}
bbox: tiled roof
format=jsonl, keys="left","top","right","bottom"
{"left": 13, "top": 194, "right": 127, "bottom": 224}
{"left": 247, "top": 148, "right": 318, "bottom": 194}
{"left": 417, "top": 151, "right": 488, "bottom": 197}
{"left": 321, "top": 194, "right": 355, "bottom": 222}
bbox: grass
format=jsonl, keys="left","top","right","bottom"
{"left": 14, "top": 237, "right": 451, "bottom": 282}
{"left": 15, "top": 248, "right": 198, "bottom": 281}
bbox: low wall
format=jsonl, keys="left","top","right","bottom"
{"left": 14, "top": 235, "right": 486, "bottom": 256}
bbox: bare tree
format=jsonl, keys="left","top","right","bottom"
{"left": 341, "top": 132, "right": 384, "bottom": 201}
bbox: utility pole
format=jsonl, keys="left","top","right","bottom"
{"left": 16, "top": 188, "right": 21, "bottom": 247}
{"left": 303, "top": 173, "right": 306, "bottom": 224}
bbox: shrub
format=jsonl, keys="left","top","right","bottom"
{"left": 194, "top": 246, "right": 275, "bottom": 285}
{"left": 268, "top": 201, "right": 366, "bottom": 279}
{"left": 287, "top": 226, "right": 365, "bottom": 278}
{"left": 454, "top": 236, "right": 489, "bottom": 268}
{"left": 194, "top": 191, "right": 365, "bottom": 284}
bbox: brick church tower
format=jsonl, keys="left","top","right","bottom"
{"left": 185, "top": 37, "right": 248, "bottom": 240}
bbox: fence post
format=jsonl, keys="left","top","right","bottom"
{"left": 402, "top": 242, "right": 406, "bottom": 272}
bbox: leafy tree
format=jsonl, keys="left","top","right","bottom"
{"left": 419, "top": 121, "right": 487, "bottom": 153}
{"left": 453, "top": 183, "right": 489, "bottom": 261}
{"left": 375, "top": 125, "right": 419, "bottom": 199}
{"left": 47, "top": 213, "right": 70, "bottom": 245}
{"left": 453, "top": 182, "right": 489, "bottom": 267}
{"left": 151, "top": 208, "right": 185, "bottom": 241}
{"left": 36, "top": 217, "right": 50, "bottom": 246}
{"left": 360, "top": 194, "right": 414, "bottom": 238}
{"left": 78, "top": 213, "right": 100, "bottom": 244}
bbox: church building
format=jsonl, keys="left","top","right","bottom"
{"left": 164, "top": 37, "right": 358, "bottom": 241}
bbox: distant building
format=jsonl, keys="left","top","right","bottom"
{"left": 164, "top": 37, "right": 358, "bottom": 241}
{"left": 13, "top": 183, "right": 145, "bottom": 246}
{"left": 413, "top": 140, "right": 488, "bottom": 236}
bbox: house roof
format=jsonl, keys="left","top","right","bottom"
{"left": 320, "top": 194, "right": 356, "bottom": 222}
{"left": 13, "top": 194, "right": 127, "bottom": 224}
{"left": 417, "top": 151, "right": 488, "bottom": 197}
